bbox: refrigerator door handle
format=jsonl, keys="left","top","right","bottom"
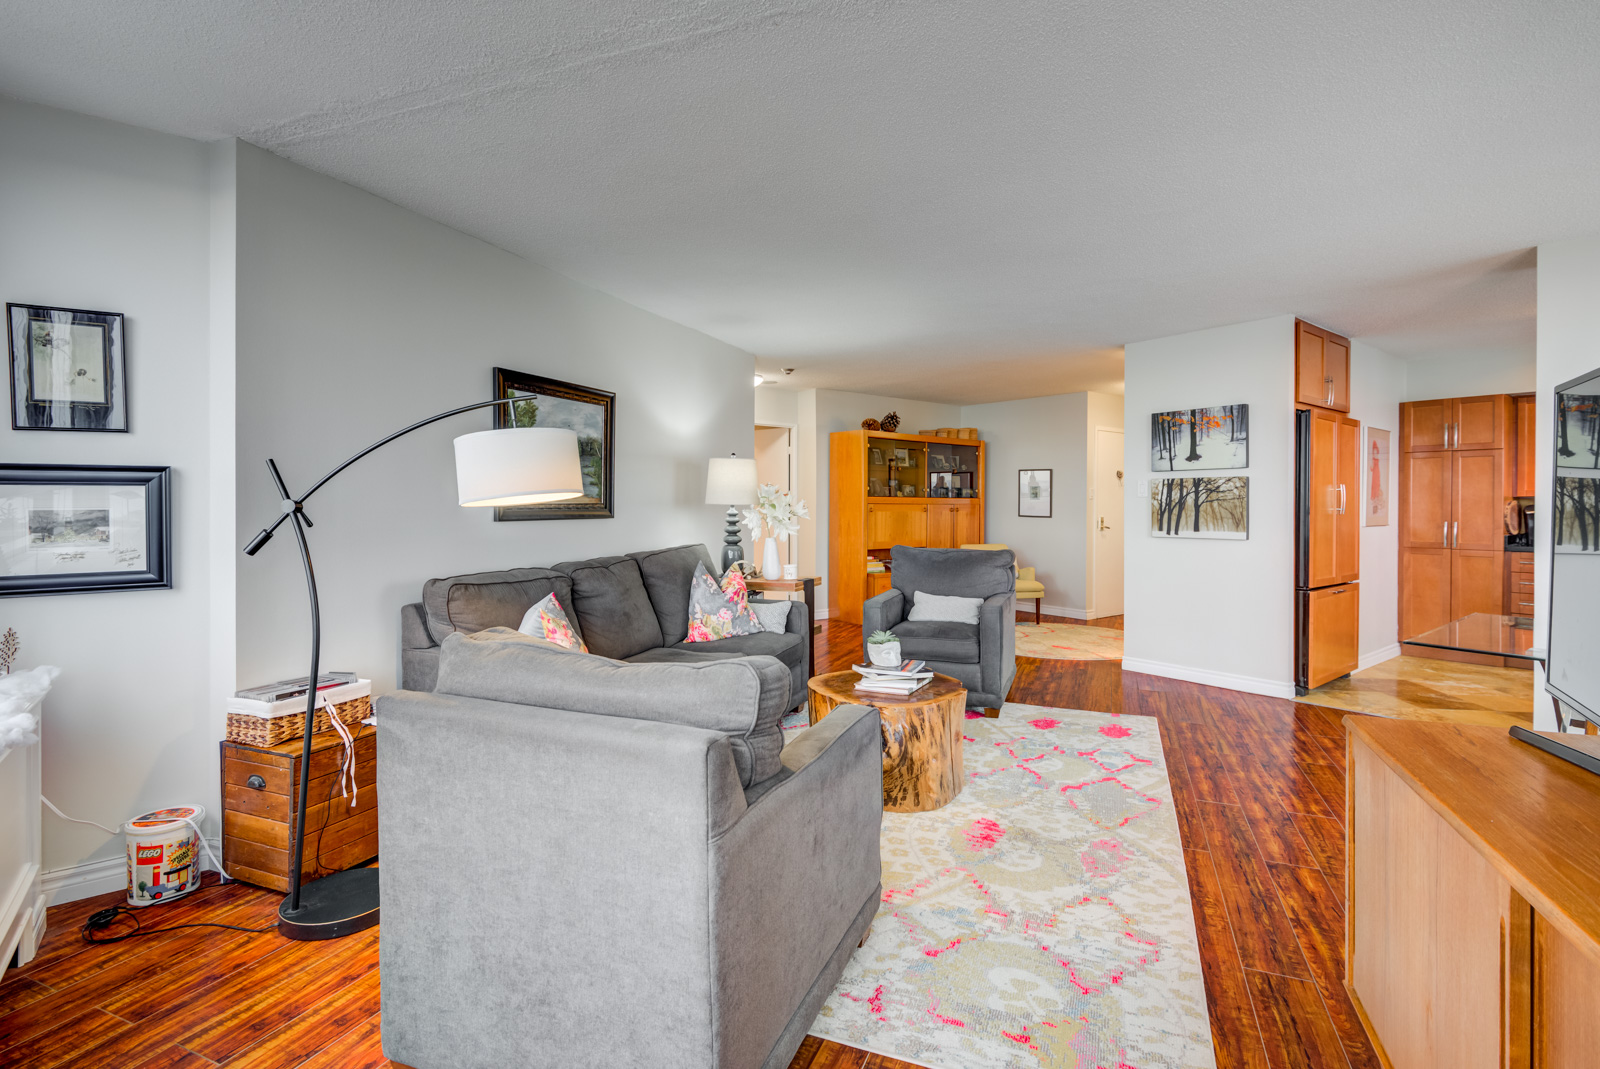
{"left": 1338, "top": 484, "right": 1346, "bottom": 514}
{"left": 1443, "top": 521, "right": 1448, "bottom": 545}
{"left": 1453, "top": 521, "right": 1459, "bottom": 547}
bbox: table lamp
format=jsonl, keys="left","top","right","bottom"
{"left": 705, "top": 455, "right": 758, "bottom": 572}
{"left": 243, "top": 398, "right": 581, "bottom": 939}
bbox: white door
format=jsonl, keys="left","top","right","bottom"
{"left": 1092, "top": 428, "right": 1125, "bottom": 617}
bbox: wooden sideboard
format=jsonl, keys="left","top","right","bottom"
{"left": 1347, "top": 717, "right": 1600, "bottom": 1068}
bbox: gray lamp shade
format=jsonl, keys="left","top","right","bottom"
{"left": 454, "top": 427, "right": 585, "bottom": 507}
{"left": 705, "top": 456, "right": 758, "bottom": 505}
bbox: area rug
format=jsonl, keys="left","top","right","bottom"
{"left": 1014, "top": 623, "right": 1124, "bottom": 661}
{"left": 807, "top": 703, "right": 1214, "bottom": 1069}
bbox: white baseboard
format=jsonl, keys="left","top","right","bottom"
{"left": 1358, "top": 644, "right": 1402, "bottom": 672}
{"left": 1040, "top": 604, "right": 1089, "bottom": 621}
{"left": 43, "top": 839, "right": 225, "bottom": 906}
{"left": 1120, "top": 657, "right": 1297, "bottom": 700}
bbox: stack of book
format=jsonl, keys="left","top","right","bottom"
{"left": 852, "top": 660, "right": 933, "bottom": 697}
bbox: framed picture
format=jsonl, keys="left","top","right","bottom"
{"left": 1365, "top": 428, "right": 1391, "bottom": 527}
{"left": 1149, "top": 476, "right": 1249, "bottom": 539}
{"left": 892, "top": 447, "right": 910, "bottom": 465}
{"left": 869, "top": 448, "right": 884, "bottom": 466}
{"left": 1150, "top": 405, "right": 1247, "bottom": 471}
{"left": 1019, "top": 469, "right": 1052, "bottom": 517}
{"left": 8, "top": 304, "right": 128, "bottom": 431}
{"left": 492, "top": 368, "right": 614, "bottom": 520}
{"left": 0, "top": 465, "right": 171, "bottom": 595}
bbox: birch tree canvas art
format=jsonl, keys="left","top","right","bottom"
{"left": 1149, "top": 476, "right": 1249, "bottom": 539}
{"left": 1150, "top": 405, "right": 1248, "bottom": 471}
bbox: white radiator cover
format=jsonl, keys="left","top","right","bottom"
{"left": 0, "top": 694, "right": 46, "bottom": 978}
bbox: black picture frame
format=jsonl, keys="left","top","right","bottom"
{"left": 7, "top": 304, "right": 128, "bottom": 432}
{"left": 491, "top": 367, "right": 615, "bottom": 520}
{"left": 0, "top": 465, "right": 171, "bottom": 596}
{"left": 1019, "top": 468, "right": 1052, "bottom": 517}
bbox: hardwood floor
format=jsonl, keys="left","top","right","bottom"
{"left": 1, "top": 615, "right": 1372, "bottom": 1069}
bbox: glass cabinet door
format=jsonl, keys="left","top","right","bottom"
{"left": 868, "top": 437, "right": 926, "bottom": 497}
{"left": 927, "top": 442, "right": 980, "bottom": 498}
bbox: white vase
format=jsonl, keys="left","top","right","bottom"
{"left": 761, "top": 537, "right": 782, "bottom": 580}
{"left": 868, "top": 640, "right": 901, "bottom": 667}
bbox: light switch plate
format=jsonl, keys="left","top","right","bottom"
{"left": 1137, "top": 479, "right": 1149, "bottom": 498}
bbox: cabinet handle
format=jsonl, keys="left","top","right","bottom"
{"left": 1452, "top": 521, "right": 1458, "bottom": 547}
{"left": 1325, "top": 378, "right": 1333, "bottom": 406}
{"left": 1443, "top": 521, "right": 1448, "bottom": 545}
{"left": 1337, "top": 484, "right": 1346, "bottom": 514}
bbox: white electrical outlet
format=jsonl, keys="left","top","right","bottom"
{"left": 1137, "top": 479, "right": 1149, "bottom": 498}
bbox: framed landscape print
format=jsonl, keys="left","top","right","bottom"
{"left": 1150, "top": 405, "right": 1247, "bottom": 471}
{"left": 492, "top": 367, "right": 614, "bottom": 520}
{"left": 1018, "top": 469, "right": 1051, "bottom": 517}
{"left": 1149, "top": 476, "right": 1248, "bottom": 539}
{"left": 0, "top": 465, "right": 171, "bottom": 596}
{"left": 7, "top": 304, "right": 128, "bottom": 431}
{"left": 1364, "top": 428, "right": 1391, "bottom": 527}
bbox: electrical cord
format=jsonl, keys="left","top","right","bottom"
{"left": 80, "top": 874, "right": 276, "bottom": 944}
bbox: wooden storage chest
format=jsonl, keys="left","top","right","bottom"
{"left": 220, "top": 724, "right": 378, "bottom": 891}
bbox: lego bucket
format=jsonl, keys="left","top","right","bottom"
{"left": 125, "top": 806, "right": 204, "bottom": 907}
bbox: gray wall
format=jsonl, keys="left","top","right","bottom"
{"left": 0, "top": 99, "right": 219, "bottom": 876}
{"left": 233, "top": 143, "right": 757, "bottom": 691}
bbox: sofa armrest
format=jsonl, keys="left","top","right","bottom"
{"left": 978, "top": 589, "right": 1016, "bottom": 699}
{"left": 377, "top": 689, "right": 748, "bottom": 1067}
{"left": 862, "top": 588, "right": 905, "bottom": 640}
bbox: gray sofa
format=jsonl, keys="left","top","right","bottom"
{"left": 377, "top": 628, "right": 884, "bottom": 1069}
{"left": 399, "top": 543, "right": 810, "bottom": 709}
{"left": 862, "top": 545, "right": 1017, "bottom": 712}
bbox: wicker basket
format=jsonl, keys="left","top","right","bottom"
{"left": 226, "top": 694, "right": 373, "bottom": 747}
{"left": 935, "top": 427, "right": 956, "bottom": 437}
{"left": 957, "top": 427, "right": 979, "bottom": 439}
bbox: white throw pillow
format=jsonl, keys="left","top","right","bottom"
{"left": 907, "top": 591, "right": 983, "bottom": 624}
{"left": 748, "top": 600, "right": 791, "bottom": 633}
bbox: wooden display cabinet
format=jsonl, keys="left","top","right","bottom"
{"left": 1295, "top": 319, "right": 1351, "bottom": 412}
{"left": 831, "top": 430, "right": 986, "bottom": 624}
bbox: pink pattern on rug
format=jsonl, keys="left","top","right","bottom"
{"left": 1099, "top": 723, "right": 1132, "bottom": 738}
{"left": 1029, "top": 717, "right": 1060, "bottom": 729}
{"left": 1081, "top": 838, "right": 1133, "bottom": 877}
{"left": 965, "top": 710, "right": 984, "bottom": 719}
{"left": 963, "top": 818, "right": 1006, "bottom": 850}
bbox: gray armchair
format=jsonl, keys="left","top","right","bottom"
{"left": 378, "top": 630, "right": 883, "bottom": 1069}
{"left": 863, "top": 545, "right": 1017, "bottom": 712}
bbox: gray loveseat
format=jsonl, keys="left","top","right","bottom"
{"left": 399, "top": 543, "right": 809, "bottom": 708}
{"left": 862, "top": 544, "right": 1017, "bottom": 712}
{"left": 377, "top": 628, "right": 884, "bottom": 1069}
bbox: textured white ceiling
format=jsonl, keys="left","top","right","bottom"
{"left": 2, "top": 0, "right": 1594, "bottom": 403}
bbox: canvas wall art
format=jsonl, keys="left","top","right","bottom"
{"left": 492, "top": 367, "right": 614, "bottom": 520}
{"left": 1149, "top": 476, "right": 1248, "bottom": 539}
{"left": 1365, "top": 427, "right": 1391, "bottom": 527}
{"left": 1150, "top": 405, "right": 1248, "bottom": 471}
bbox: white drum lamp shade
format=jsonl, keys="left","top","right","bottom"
{"left": 454, "top": 427, "right": 585, "bottom": 507}
{"left": 705, "top": 456, "right": 758, "bottom": 505}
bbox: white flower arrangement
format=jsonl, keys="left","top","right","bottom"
{"left": 741, "top": 483, "right": 809, "bottom": 542}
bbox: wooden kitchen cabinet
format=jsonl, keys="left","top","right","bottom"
{"left": 1301, "top": 582, "right": 1359, "bottom": 689}
{"left": 1516, "top": 393, "right": 1537, "bottom": 497}
{"left": 1401, "top": 395, "right": 1512, "bottom": 454}
{"left": 1400, "top": 398, "right": 1452, "bottom": 452}
{"left": 1295, "top": 319, "right": 1351, "bottom": 411}
{"left": 1300, "top": 407, "right": 1362, "bottom": 587}
{"left": 1347, "top": 717, "right": 1600, "bottom": 1069}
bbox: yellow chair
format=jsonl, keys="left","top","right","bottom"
{"left": 960, "top": 543, "right": 1044, "bottom": 623}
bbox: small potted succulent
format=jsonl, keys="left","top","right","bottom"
{"left": 867, "top": 629, "right": 901, "bottom": 668}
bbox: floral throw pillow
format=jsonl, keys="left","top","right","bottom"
{"left": 684, "top": 562, "right": 763, "bottom": 642}
{"left": 517, "top": 592, "right": 588, "bottom": 652}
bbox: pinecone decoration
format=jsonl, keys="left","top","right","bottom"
{"left": 880, "top": 411, "right": 901, "bottom": 432}
{"left": 861, "top": 418, "right": 881, "bottom": 430}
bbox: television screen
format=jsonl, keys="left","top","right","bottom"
{"left": 1548, "top": 367, "right": 1600, "bottom": 723}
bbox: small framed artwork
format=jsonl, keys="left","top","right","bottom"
{"left": 1019, "top": 469, "right": 1052, "bottom": 517}
{"left": 892, "top": 447, "right": 910, "bottom": 465}
{"left": 492, "top": 367, "right": 615, "bottom": 520}
{"left": 1365, "top": 428, "right": 1391, "bottom": 527}
{"left": 869, "top": 448, "right": 884, "bottom": 466}
{"left": 0, "top": 465, "right": 171, "bottom": 596}
{"left": 8, "top": 304, "right": 128, "bottom": 431}
{"left": 1149, "top": 476, "right": 1248, "bottom": 539}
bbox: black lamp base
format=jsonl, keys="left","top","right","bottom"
{"left": 278, "top": 866, "right": 380, "bottom": 940}
{"left": 721, "top": 506, "right": 744, "bottom": 573}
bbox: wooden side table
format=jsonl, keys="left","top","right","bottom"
{"left": 745, "top": 575, "right": 821, "bottom": 676}
{"left": 220, "top": 724, "right": 378, "bottom": 891}
{"left": 808, "top": 670, "right": 966, "bottom": 812}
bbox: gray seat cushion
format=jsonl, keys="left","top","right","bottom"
{"left": 672, "top": 630, "right": 804, "bottom": 670}
{"left": 434, "top": 629, "right": 789, "bottom": 786}
{"left": 421, "top": 567, "right": 576, "bottom": 645}
{"left": 554, "top": 555, "right": 665, "bottom": 660}
{"left": 891, "top": 619, "right": 980, "bottom": 664}
{"left": 628, "top": 544, "right": 717, "bottom": 647}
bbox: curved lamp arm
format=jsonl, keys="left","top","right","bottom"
{"left": 243, "top": 396, "right": 518, "bottom": 556}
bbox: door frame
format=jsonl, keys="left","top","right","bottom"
{"left": 754, "top": 421, "right": 798, "bottom": 568}
{"left": 1090, "top": 425, "right": 1125, "bottom": 619}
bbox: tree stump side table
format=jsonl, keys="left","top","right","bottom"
{"left": 808, "top": 670, "right": 967, "bottom": 812}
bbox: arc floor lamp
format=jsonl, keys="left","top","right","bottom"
{"left": 243, "top": 397, "right": 582, "bottom": 939}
